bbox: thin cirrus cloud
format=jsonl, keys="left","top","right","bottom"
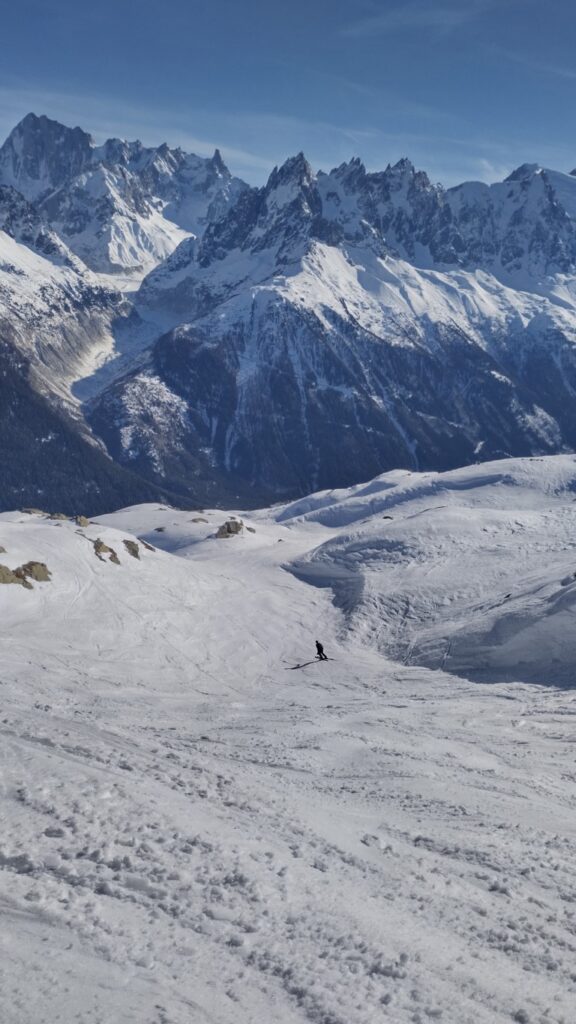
{"left": 491, "top": 46, "right": 576, "bottom": 81}
{"left": 340, "top": 1, "right": 491, "bottom": 38}
{"left": 303, "top": 67, "right": 457, "bottom": 124}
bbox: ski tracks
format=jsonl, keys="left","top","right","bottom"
{"left": 2, "top": 674, "right": 576, "bottom": 1023}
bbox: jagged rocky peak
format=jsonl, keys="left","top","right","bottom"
{"left": 0, "top": 113, "right": 94, "bottom": 200}
{"left": 199, "top": 151, "right": 321, "bottom": 259}
{"left": 210, "top": 148, "right": 227, "bottom": 176}
{"left": 268, "top": 151, "right": 314, "bottom": 190}
{"left": 0, "top": 111, "right": 244, "bottom": 216}
{"left": 229, "top": 154, "right": 319, "bottom": 262}
{"left": 259, "top": 150, "right": 315, "bottom": 215}
{"left": 96, "top": 136, "right": 146, "bottom": 168}
{"left": 379, "top": 157, "right": 436, "bottom": 197}
{"left": 333, "top": 155, "right": 366, "bottom": 176}
{"left": 322, "top": 157, "right": 368, "bottom": 196}
{"left": 382, "top": 157, "right": 415, "bottom": 187}
{"left": 385, "top": 156, "right": 416, "bottom": 176}
{"left": 0, "top": 112, "right": 251, "bottom": 275}
{"left": 260, "top": 153, "right": 320, "bottom": 233}
{"left": 504, "top": 162, "right": 542, "bottom": 182}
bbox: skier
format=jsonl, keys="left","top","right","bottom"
{"left": 315, "top": 640, "right": 328, "bottom": 661}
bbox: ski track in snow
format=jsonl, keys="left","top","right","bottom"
{"left": 1, "top": 461, "right": 576, "bottom": 1023}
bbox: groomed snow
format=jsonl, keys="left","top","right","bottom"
{"left": 1, "top": 458, "right": 575, "bottom": 1023}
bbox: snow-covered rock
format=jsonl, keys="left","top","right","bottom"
{"left": 0, "top": 223, "right": 125, "bottom": 395}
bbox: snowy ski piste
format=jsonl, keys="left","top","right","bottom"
{"left": 1, "top": 455, "right": 575, "bottom": 1024}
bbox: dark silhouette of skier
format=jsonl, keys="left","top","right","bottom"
{"left": 315, "top": 640, "right": 328, "bottom": 661}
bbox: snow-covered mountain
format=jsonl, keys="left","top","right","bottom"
{"left": 0, "top": 113, "right": 247, "bottom": 275}
{"left": 90, "top": 153, "right": 576, "bottom": 505}
{"left": 0, "top": 114, "right": 252, "bottom": 510}
{"left": 4, "top": 113, "right": 576, "bottom": 511}
{"left": 0, "top": 113, "right": 94, "bottom": 199}
{"left": 2, "top": 455, "right": 576, "bottom": 1023}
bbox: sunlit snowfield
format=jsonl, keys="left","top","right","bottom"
{"left": 1, "top": 456, "right": 575, "bottom": 1023}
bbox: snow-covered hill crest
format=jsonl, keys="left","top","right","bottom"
{"left": 282, "top": 454, "right": 576, "bottom": 685}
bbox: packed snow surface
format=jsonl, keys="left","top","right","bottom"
{"left": 1, "top": 456, "right": 576, "bottom": 1023}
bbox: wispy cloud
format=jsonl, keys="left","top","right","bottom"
{"left": 301, "top": 66, "right": 457, "bottom": 123}
{"left": 340, "top": 0, "right": 492, "bottom": 39}
{"left": 475, "top": 158, "right": 514, "bottom": 183}
{"left": 491, "top": 45, "right": 576, "bottom": 81}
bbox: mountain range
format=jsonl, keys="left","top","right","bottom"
{"left": 3, "top": 111, "right": 576, "bottom": 512}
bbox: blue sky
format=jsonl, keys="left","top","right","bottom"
{"left": 1, "top": 0, "right": 575, "bottom": 186}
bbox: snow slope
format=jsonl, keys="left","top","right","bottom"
{"left": 283, "top": 455, "right": 576, "bottom": 685}
{"left": 0, "top": 225, "right": 130, "bottom": 404}
{"left": 1, "top": 458, "right": 576, "bottom": 1023}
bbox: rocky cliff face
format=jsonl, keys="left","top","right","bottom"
{"left": 0, "top": 184, "right": 73, "bottom": 264}
{"left": 0, "top": 337, "right": 188, "bottom": 515}
{"left": 139, "top": 152, "right": 576, "bottom": 317}
{"left": 0, "top": 113, "right": 93, "bottom": 200}
{"left": 3, "top": 113, "right": 576, "bottom": 510}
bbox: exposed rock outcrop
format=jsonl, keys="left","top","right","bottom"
{"left": 15, "top": 561, "right": 51, "bottom": 583}
{"left": 0, "top": 564, "right": 30, "bottom": 588}
{"left": 123, "top": 540, "right": 140, "bottom": 559}
{"left": 0, "top": 560, "right": 51, "bottom": 588}
{"left": 93, "top": 539, "right": 120, "bottom": 564}
{"left": 216, "top": 518, "right": 244, "bottom": 538}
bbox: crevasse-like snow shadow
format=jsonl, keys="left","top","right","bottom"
{"left": 287, "top": 559, "right": 365, "bottom": 616}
